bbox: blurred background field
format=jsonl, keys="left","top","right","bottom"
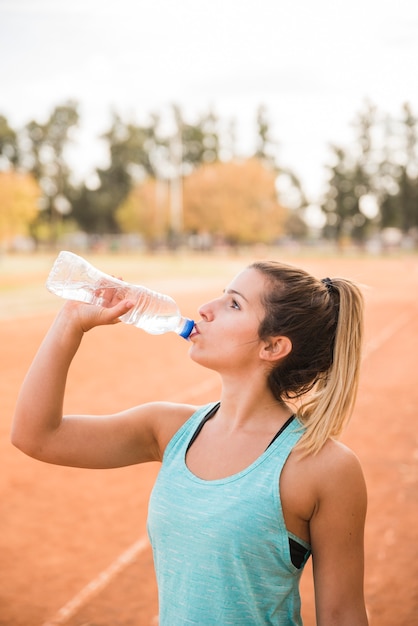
{"left": 0, "top": 246, "right": 391, "bottom": 318}
{"left": 1, "top": 246, "right": 416, "bottom": 319}
{"left": 0, "top": 245, "right": 417, "bottom": 319}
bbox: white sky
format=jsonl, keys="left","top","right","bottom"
{"left": 0, "top": 0, "right": 417, "bottom": 201}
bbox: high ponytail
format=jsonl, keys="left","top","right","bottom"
{"left": 250, "top": 261, "right": 364, "bottom": 455}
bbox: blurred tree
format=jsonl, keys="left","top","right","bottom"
{"left": 322, "top": 145, "right": 354, "bottom": 240}
{"left": 167, "top": 105, "right": 222, "bottom": 243}
{"left": 223, "top": 118, "right": 238, "bottom": 161}
{"left": 18, "top": 97, "right": 418, "bottom": 245}
{"left": 183, "top": 158, "right": 288, "bottom": 245}
{"left": 378, "top": 115, "right": 403, "bottom": 230}
{"left": 275, "top": 169, "right": 309, "bottom": 238}
{"left": 171, "top": 105, "right": 220, "bottom": 173}
{"left": 71, "top": 112, "right": 163, "bottom": 234}
{"left": 71, "top": 169, "right": 130, "bottom": 235}
{"left": 0, "top": 115, "right": 19, "bottom": 168}
{"left": 71, "top": 107, "right": 222, "bottom": 236}
{"left": 21, "top": 101, "right": 79, "bottom": 244}
{"left": 254, "top": 104, "right": 278, "bottom": 167}
{"left": 378, "top": 104, "right": 418, "bottom": 232}
{"left": 105, "top": 112, "right": 162, "bottom": 179}
{"left": 0, "top": 171, "right": 40, "bottom": 246}
{"left": 284, "top": 210, "right": 309, "bottom": 240}
{"left": 116, "top": 177, "right": 170, "bottom": 247}
{"left": 399, "top": 103, "right": 418, "bottom": 233}
{"left": 395, "top": 103, "right": 417, "bottom": 232}
{"left": 321, "top": 145, "right": 373, "bottom": 243}
{"left": 199, "top": 109, "right": 220, "bottom": 164}
{"left": 321, "top": 103, "right": 378, "bottom": 243}
{"left": 254, "top": 105, "right": 308, "bottom": 236}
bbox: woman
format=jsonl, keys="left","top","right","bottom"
{"left": 12, "top": 260, "right": 369, "bottom": 625}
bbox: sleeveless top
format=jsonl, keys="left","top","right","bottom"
{"left": 147, "top": 403, "right": 311, "bottom": 625}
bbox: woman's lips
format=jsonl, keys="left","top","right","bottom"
{"left": 189, "top": 323, "right": 200, "bottom": 338}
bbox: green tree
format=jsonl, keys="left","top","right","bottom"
{"left": 321, "top": 103, "right": 378, "bottom": 243}
{"left": 395, "top": 104, "right": 417, "bottom": 232}
{"left": 378, "top": 118, "right": 402, "bottom": 229}
{"left": 378, "top": 104, "right": 418, "bottom": 233}
{"left": 254, "top": 105, "right": 309, "bottom": 237}
{"left": 398, "top": 103, "right": 418, "bottom": 232}
{"left": 0, "top": 115, "right": 19, "bottom": 168}
{"left": 21, "top": 101, "right": 79, "bottom": 244}
{"left": 72, "top": 113, "right": 164, "bottom": 234}
{"left": 171, "top": 105, "right": 220, "bottom": 173}
{"left": 254, "top": 104, "right": 278, "bottom": 167}
{"left": 321, "top": 145, "right": 374, "bottom": 243}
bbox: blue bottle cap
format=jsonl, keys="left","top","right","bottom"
{"left": 179, "top": 318, "right": 195, "bottom": 339}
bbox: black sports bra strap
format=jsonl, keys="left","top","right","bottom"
{"left": 265, "top": 415, "right": 295, "bottom": 449}
{"left": 186, "top": 403, "right": 221, "bottom": 453}
{"left": 187, "top": 404, "right": 294, "bottom": 453}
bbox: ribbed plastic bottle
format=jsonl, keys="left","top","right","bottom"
{"left": 46, "top": 251, "right": 195, "bottom": 339}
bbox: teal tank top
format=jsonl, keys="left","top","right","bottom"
{"left": 147, "top": 403, "right": 311, "bottom": 625}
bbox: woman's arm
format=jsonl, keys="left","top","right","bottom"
{"left": 11, "top": 299, "right": 194, "bottom": 469}
{"left": 310, "top": 442, "right": 369, "bottom": 626}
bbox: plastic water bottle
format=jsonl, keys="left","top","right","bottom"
{"left": 46, "top": 250, "right": 195, "bottom": 339}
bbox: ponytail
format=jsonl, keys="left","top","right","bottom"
{"left": 296, "top": 278, "right": 364, "bottom": 455}
{"left": 250, "top": 262, "right": 364, "bottom": 455}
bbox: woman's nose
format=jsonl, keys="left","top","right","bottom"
{"left": 198, "top": 300, "right": 215, "bottom": 322}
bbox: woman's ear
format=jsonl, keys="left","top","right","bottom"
{"left": 259, "top": 336, "right": 292, "bottom": 362}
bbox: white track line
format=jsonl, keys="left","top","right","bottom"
{"left": 42, "top": 536, "right": 149, "bottom": 626}
{"left": 42, "top": 309, "right": 417, "bottom": 626}
{"left": 362, "top": 309, "right": 417, "bottom": 360}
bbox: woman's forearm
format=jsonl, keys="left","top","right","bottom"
{"left": 11, "top": 305, "right": 85, "bottom": 456}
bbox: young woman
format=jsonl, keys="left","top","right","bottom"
{"left": 12, "top": 260, "right": 369, "bottom": 625}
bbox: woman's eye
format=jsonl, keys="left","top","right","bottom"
{"left": 231, "top": 299, "right": 240, "bottom": 310}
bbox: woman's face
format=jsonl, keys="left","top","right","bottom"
{"left": 188, "top": 268, "right": 268, "bottom": 373}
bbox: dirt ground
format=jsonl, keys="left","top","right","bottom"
{"left": 1, "top": 253, "right": 417, "bottom": 625}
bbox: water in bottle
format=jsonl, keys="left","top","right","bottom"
{"left": 46, "top": 250, "right": 195, "bottom": 339}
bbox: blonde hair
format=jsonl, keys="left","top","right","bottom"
{"left": 250, "top": 262, "right": 364, "bottom": 455}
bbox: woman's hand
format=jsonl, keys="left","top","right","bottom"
{"left": 61, "top": 296, "right": 135, "bottom": 334}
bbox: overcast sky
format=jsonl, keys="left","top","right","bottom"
{"left": 1, "top": 0, "right": 417, "bottom": 201}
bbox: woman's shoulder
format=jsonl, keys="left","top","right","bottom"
{"left": 318, "top": 438, "right": 364, "bottom": 474}
{"left": 147, "top": 401, "right": 212, "bottom": 455}
{"left": 286, "top": 437, "right": 366, "bottom": 499}
{"left": 297, "top": 438, "right": 366, "bottom": 499}
{"left": 149, "top": 401, "right": 216, "bottom": 424}
{"left": 283, "top": 438, "right": 367, "bottom": 528}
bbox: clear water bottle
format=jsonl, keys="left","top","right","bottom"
{"left": 46, "top": 251, "right": 195, "bottom": 339}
